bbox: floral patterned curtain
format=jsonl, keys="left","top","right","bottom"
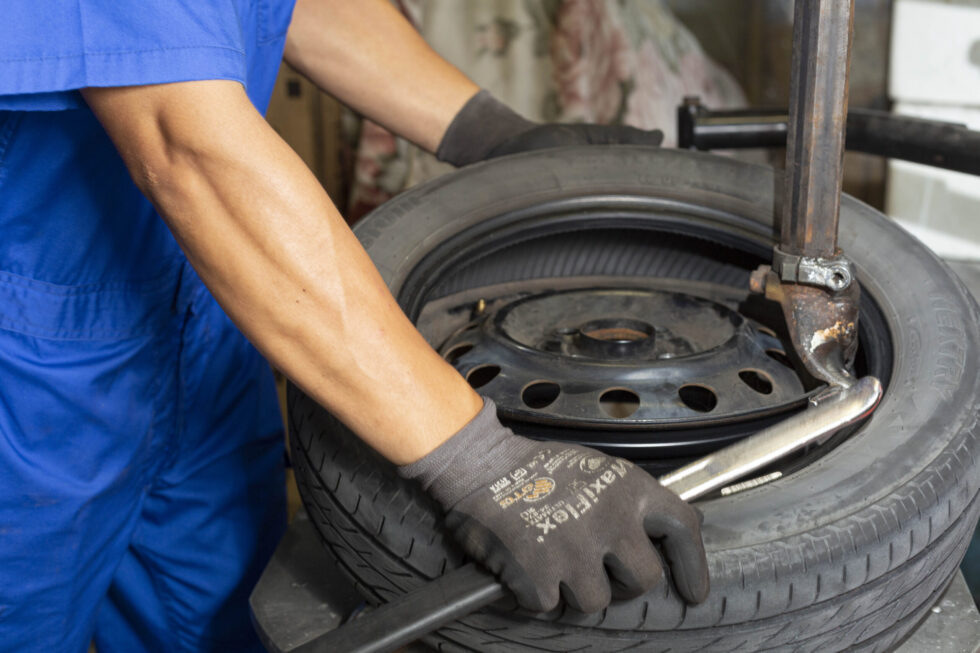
{"left": 346, "top": 0, "right": 747, "bottom": 222}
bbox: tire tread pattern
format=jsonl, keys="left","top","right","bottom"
{"left": 290, "top": 385, "right": 980, "bottom": 652}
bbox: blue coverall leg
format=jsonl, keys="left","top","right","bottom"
{"left": 0, "top": 1, "right": 298, "bottom": 650}
{"left": 91, "top": 269, "right": 288, "bottom": 653}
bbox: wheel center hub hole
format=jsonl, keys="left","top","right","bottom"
{"left": 571, "top": 318, "right": 656, "bottom": 358}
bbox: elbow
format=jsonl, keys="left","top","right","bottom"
{"left": 130, "top": 156, "right": 167, "bottom": 199}
{"left": 81, "top": 80, "right": 258, "bottom": 213}
{"left": 126, "top": 135, "right": 207, "bottom": 212}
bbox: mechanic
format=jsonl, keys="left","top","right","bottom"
{"left": 0, "top": 1, "right": 708, "bottom": 651}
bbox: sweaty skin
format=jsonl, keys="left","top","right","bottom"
{"left": 283, "top": 0, "right": 479, "bottom": 153}
{"left": 83, "top": 0, "right": 482, "bottom": 465}
{"left": 82, "top": 0, "right": 709, "bottom": 614}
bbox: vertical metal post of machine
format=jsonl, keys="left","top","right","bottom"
{"left": 750, "top": 0, "right": 861, "bottom": 390}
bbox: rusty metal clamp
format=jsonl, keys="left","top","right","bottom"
{"left": 771, "top": 246, "right": 855, "bottom": 293}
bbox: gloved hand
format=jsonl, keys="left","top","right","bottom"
{"left": 399, "top": 399, "right": 709, "bottom": 613}
{"left": 436, "top": 90, "right": 663, "bottom": 167}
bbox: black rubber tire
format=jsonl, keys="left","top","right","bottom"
{"left": 289, "top": 147, "right": 980, "bottom": 652}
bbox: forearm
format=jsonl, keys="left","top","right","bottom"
{"left": 82, "top": 81, "right": 482, "bottom": 464}
{"left": 283, "top": 0, "right": 478, "bottom": 151}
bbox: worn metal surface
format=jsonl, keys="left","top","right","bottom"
{"left": 751, "top": 265, "right": 860, "bottom": 388}
{"left": 660, "top": 375, "right": 881, "bottom": 500}
{"left": 753, "top": 0, "right": 861, "bottom": 388}
{"left": 771, "top": 245, "right": 856, "bottom": 292}
{"left": 781, "top": 0, "right": 854, "bottom": 259}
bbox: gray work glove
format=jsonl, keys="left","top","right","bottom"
{"left": 399, "top": 399, "right": 709, "bottom": 613}
{"left": 436, "top": 90, "right": 664, "bottom": 167}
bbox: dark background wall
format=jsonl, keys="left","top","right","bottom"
{"left": 666, "top": 0, "right": 893, "bottom": 209}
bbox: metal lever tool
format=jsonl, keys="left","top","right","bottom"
{"left": 297, "top": 376, "right": 882, "bottom": 653}
{"left": 751, "top": 0, "right": 861, "bottom": 390}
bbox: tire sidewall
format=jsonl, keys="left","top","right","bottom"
{"left": 295, "top": 147, "right": 980, "bottom": 643}
{"left": 354, "top": 146, "right": 980, "bottom": 552}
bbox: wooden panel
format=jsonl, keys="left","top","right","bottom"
{"left": 265, "top": 63, "right": 346, "bottom": 205}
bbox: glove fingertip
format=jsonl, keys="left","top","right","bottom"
{"left": 508, "top": 574, "right": 559, "bottom": 613}
{"left": 619, "top": 125, "right": 664, "bottom": 147}
{"left": 533, "top": 590, "right": 561, "bottom": 613}
{"left": 641, "top": 498, "right": 710, "bottom": 604}
{"left": 603, "top": 546, "right": 664, "bottom": 600}
{"left": 674, "top": 556, "right": 710, "bottom": 605}
{"left": 560, "top": 579, "right": 611, "bottom": 614}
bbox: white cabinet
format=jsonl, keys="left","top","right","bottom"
{"left": 885, "top": 0, "right": 980, "bottom": 261}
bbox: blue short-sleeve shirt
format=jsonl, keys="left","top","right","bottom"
{"left": 0, "top": 0, "right": 296, "bottom": 303}
{"left": 0, "top": 7, "right": 296, "bottom": 646}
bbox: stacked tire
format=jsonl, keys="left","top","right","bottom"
{"left": 290, "top": 148, "right": 980, "bottom": 652}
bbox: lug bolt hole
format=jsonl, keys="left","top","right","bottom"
{"left": 739, "top": 370, "right": 774, "bottom": 395}
{"left": 766, "top": 349, "right": 795, "bottom": 369}
{"left": 466, "top": 365, "right": 501, "bottom": 389}
{"left": 679, "top": 385, "right": 718, "bottom": 413}
{"left": 444, "top": 343, "right": 473, "bottom": 366}
{"left": 599, "top": 389, "right": 640, "bottom": 418}
{"left": 522, "top": 382, "right": 561, "bottom": 409}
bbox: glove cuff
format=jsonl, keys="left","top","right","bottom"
{"left": 436, "top": 90, "right": 535, "bottom": 167}
{"left": 398, "top": 398, "right": 528, "bottom": 507}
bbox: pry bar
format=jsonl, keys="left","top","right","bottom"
{"left": 291, "top": 376, "right": 882, "bottom": 653}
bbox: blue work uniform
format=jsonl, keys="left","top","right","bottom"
{"left": 0, "top": 1, "right": 296, "bottom": 650}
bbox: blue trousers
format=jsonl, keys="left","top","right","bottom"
{"left": 0, "top": 262, "right": 286, "bottom": 652}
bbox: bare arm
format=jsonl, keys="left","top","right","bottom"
{"left": 283, "top": 0, "right": 479, "bottom": 152}
{"left": 82, "top": 80, "right": 483, "bottom": 464}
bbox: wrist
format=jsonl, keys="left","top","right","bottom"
{"left": 398, "top": 397, "right": 528, "bottom": 506}
{"left": 435, "top": 90, "right": 535, "bottom": 167}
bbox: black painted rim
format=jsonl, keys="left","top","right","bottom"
{"left": 396, "top": 194, "right": 893, "bottom": 468}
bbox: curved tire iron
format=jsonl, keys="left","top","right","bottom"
{"left": 291, "top": 381, "right": 880, "bottom": 653}
{"left": 285, "top": 2, "right": 879, "bottom": 651}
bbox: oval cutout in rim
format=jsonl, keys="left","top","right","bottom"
{"left": 522, "top": 381, "right": 561, "bottom": 409}
{"left": 599, "top": 388, "right": 640, "bottom": 418}
{"left": 444, "top": 343, "right": 473, "bottom": 366}
{"left": 739, "top": 369, "right": 774, "bottom": 395}
{"left": 466, "top": 365, "right": 501, "bottom": 389}
{"left": 766, "top": 349, "right": 794, "bottom": 369}
{"left": 679, "top": 384, "right": 718, "bottom": 413}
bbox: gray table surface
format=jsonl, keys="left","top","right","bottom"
{"left": 895, "top": 572, "right": 980, "bottom": 652}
